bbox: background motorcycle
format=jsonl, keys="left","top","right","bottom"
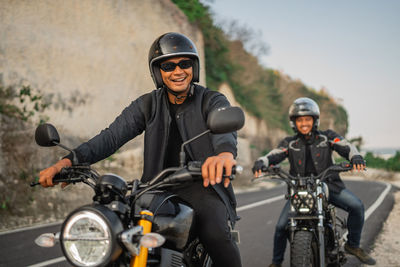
{"left": 254, "top": 163, "right": 352, "bottom": 267}
{"left": 31, "top": 106, "right": 244, "bottom": 267}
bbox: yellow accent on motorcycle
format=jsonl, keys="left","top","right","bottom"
{"left": 131, "top": 210, "right": 154, "bottom": 267}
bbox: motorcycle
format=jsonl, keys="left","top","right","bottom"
{"left": 31, "top": 106, "right": 244, "bottom": 267}
{"left": 254, "top": 163, "right": 352, "bottom": 267}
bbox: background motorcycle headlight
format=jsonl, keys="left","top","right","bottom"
{"left": 291, "top": 191, "right": 315, "bottom": 213}
{"left": 60, "top": 205, "right": 123, "bottom": 267}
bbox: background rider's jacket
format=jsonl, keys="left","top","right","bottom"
{"left": 258, "top": 130, "right": 361, "bottom": 193}
{"left": 67, "top": 84, "right": 239, "bottom": 224}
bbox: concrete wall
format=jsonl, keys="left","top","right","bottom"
{"left": 0, "top": 0, "right": 205, "bottom": 138}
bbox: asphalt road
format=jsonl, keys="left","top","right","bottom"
{"left": 0, "top": 179, "right": 394, "bottom": 267}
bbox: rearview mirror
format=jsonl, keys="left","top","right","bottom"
{"left": 35, "top": 123, "right": 60, "bottom": 147}
{"left": 207, "top": 106, "right": 245, "bottom": 134}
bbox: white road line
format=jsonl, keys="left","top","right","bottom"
{"left": 364, "top": 182, "right": 392, "bottom": 220}
{"left": 237, "top": 195, "right": 285, "bottom": 212}
{"left": 18, "top": 182, "right": 395, "bottom": 267}
{"left": 237, "top": 182, "right": 392, "bottom": 217}
{"left": 0, "top": 221, "right": 62, "bottom": 236}
{"left": 27, "top": 256, "right": 66, "bottom": 267}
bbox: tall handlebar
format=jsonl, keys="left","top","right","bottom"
{"left": 255, "top": 162, "right": 353, "bottom": 184}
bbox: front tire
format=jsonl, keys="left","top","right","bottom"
{"left": 290, "top": 231, "right": 319, "bottom": 267}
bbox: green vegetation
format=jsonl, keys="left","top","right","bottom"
{"left": 365, "top": 151, "right": 400, "bottom": 172}
{"left": 1, "top": 197, "right": 10, "bottom": 210}
{"left": 0, "top": 78, "right": 50, "bottom": 123}
{"left": 171, "top": 0, "right": 235, "bottom": 90}
{"left": 172, "top": 1, "right": 349, "bottom": 136}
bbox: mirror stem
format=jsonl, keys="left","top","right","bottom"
{"left": 54, "top": 142, "right": 79, "bottom": 165}
{"left": 179, "top": 130, "right": 210, "bottom": 167}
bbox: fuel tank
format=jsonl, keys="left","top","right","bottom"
{"left": 135, "top": 191, "right": 194, "bottom": 250}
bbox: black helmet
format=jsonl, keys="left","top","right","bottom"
{"left": 148, "top": 32, "right": 200, "bottom": 88}
{"left": 288, "top": 97, "right": 320, "bottom": 132}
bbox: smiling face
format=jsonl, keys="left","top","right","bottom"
{"left": 295, "top": 115, "right": 314, "bottom": 135}
{"left": 160, "top": 56, "right": 193, "bottom": 95}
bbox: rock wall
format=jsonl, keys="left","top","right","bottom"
{"left": 0, "top": 0, "right": 205, "bottom": 138}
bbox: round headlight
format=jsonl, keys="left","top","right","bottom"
{"left": 60, "top": 205, "right": 123, "bottom": 267}
{"left": 291, "top": 191, "right": 315, "bottom": 214}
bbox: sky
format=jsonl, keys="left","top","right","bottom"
{"left": 202, "top": 0, "right": 400, "bottom": 149}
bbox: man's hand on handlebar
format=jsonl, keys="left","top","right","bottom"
{"left": 201, "top": 152, "right": 236, "bottom": 188}
{"left": 39, "top": 158, "right": 72, "bottom": 188}
{"left": 252, "top": 160, "right": 266, "bottom": 178}
{"left": 350, "top": 155, "right": 366, "bottom": 172}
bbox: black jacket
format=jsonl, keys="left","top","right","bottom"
{"left": 258, "top": 130, "right": 361, "bottom": 193}
{"left": 69, "top": 84, "right": 239, "bottom": 224}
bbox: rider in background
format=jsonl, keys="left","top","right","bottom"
{"left": 252, "top": 97, "right": 376, "bottom": 267}
{"left": 39, "top": 32, "right": 242, "bottom": 267}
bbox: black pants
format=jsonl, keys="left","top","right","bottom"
{"left": 171, "top": 182, "right": 242, "bottom": 267}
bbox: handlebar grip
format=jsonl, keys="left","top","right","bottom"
{"left": 30, "top": 168, "right": 75, "bottom": 187}
{"left": 330, "top": 162, "right": 353, "bottom": 172}
{"left": 187, "top": 161, "right": 242, "bottom": 176}
{"left": 30, "top": 172, "right": 66, "bottom": 187}
{"left": 222, "top": 165, "right": 242, "bottom": 181}
{"left": 339, "top": 161, "right": 353, "bottom": 170}
{"left": 201, "top": 165, "right": 243, "bottom": 180}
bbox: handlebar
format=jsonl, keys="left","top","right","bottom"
{"left": 132, "top": 162, "right": 243, "bottom": 202}
{"left": 254, "top": 162, "right": 353, "bottom": 185}
{"left": 30, "top": 165, "right": 98, "bottom": 187}
{"left": 149, "top": 161, "right": 242, "bottom": 186}
{"left": 31, "top": 161, "right": 242, "bottom": 191}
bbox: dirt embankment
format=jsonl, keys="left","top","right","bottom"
{"left": 367, "top": 190, "right": 400, "bottom": 267}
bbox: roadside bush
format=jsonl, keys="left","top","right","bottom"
{"left": 364, "top": 151, "right": 400, "bottom": 172}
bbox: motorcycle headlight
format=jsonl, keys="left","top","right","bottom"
{"left": 291, "top": 191, "right": 315, "bottom": 214}
{"left": 60, "top": 205, "right": 123, "bottom": 267}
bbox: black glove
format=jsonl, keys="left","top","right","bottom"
{"left": 350, "top": 155, "right": 366, "bottom": 167}
{"left": 252, "top": 160, "right": 266, "bottom": 174}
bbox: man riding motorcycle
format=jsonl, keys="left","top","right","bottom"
{"left": 252, "top": 97, "right": 376, "bottom": 266}
{"left": 39, "top": 32, "right": 242, "bottom": 267}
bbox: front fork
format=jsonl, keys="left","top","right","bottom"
{"left": 131, "top": 210, "right": 154, "bottom": 267}
{"left": 316, "top": 184, "right": 325, "bottom": 267}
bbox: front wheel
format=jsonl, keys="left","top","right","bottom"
{"left": 290, "top": 231, "right": 319, "bottom": 267}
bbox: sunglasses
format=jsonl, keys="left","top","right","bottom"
{"left": 160, "top": 59, "right": 193, "bottom": 72}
